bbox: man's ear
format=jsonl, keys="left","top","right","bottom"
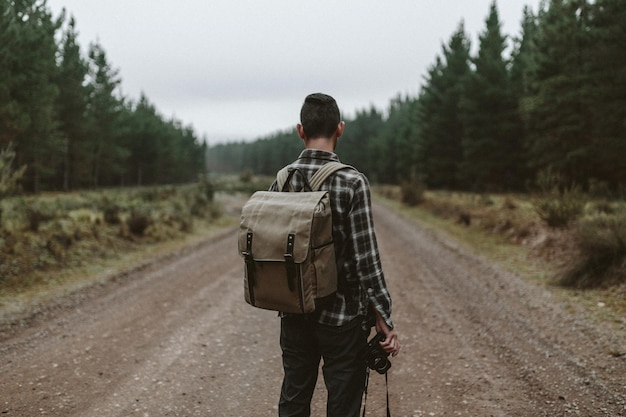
{"left": 336, "top": 121, "right": 345, "bottom": 138}
{"left": 297, "top": 124, "right": 306, "bottom": 139}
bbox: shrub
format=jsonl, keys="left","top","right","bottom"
{"left": 239, "top": 170, "right": 253, "bottom": 183}
{"left": 103, "top": 205, "right": 121, "bottom": 225}
{"left": 533, "top": 170, "right": 585, "bottom": 228}
{"left": 559, "top": 212, "right": 626, "bottom": 288}
{"left": 534, "top": 188, "right": 584, "bottom": 228}
{"left": 47, "top": 233, "right": 73, "bottom": 257}
{"left": 200, "top": 179, "right": 215, "bottom": 202}
{"left": 400, "top": 178, "right": 426, "bottom": 207}
{"left": 27, "top": 208, "right": 49, "bottom": 232}
{"left": 127, "top": 211, "right": 151, "bottom": 236}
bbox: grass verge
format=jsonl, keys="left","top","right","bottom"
{"left": 0, "top": 191, "right": 242, "bottom": 333}
{"left": 374, "top": 191, "right": 626, "bottom": 331}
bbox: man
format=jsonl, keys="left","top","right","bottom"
{"left": 271, "top": 93, "right": 400, "bottom": 417}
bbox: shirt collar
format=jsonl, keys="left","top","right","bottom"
{"left": 297, "top": 149, "right": 340, "bottom": 162}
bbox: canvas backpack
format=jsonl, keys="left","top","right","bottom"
{"left": 238, "top": 161, "right": 351, "bottom": 314}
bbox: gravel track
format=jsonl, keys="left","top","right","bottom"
{"left": 1, "top": 202, "right": 624, "bottom": 416}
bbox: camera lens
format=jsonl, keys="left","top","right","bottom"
{"left": 372, "top": 356, "right": 391, "bottom": 374}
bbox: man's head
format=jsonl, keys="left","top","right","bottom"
{"left": 298, "top": 93, "right": 342, "bottom": 140}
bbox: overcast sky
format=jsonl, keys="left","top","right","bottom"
{"left": 46, "top": 0, "right": 541, "bottom": 145}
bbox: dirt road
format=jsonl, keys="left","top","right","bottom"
{"left": 1, "top": 202, "right": 625, "bottom": 416}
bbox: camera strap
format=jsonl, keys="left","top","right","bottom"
{"left": 361, "top": 368, "right": 392, "bottom": 417}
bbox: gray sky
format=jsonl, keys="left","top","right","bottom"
{"left": 46, "top": 0, "right": 540, "bottom": 145}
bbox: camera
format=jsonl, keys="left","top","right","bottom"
{"left": 365, "top": 332, "right": 391, "bottom": 374}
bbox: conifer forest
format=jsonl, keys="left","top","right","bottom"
{"left": 1, "top": 1, "right": 625, "bottom": 195}
{"left": 208, "top": 0, "right": 626, "bottom": 194}
{"left": 1, "top": 0, "right": 207, "bottom": 193}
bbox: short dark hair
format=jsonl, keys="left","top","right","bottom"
{"left": 300, "top": 93, "right": 340, "bottom": 139}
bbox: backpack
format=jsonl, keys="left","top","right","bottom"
{"left": 238, "top": 162, "right": 351, "bottom": 314}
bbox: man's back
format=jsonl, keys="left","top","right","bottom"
{"left": 272, "top": 148, "right": 393, "bottom": 330}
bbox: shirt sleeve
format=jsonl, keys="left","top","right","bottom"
{"left": 348, "top": 174, "right": 394, "bottom": 329}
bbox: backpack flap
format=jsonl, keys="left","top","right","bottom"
{"left": 238, "top": 190, "right": 332, "bottom": 262}
{"left": 238, "top": 178, "right": 339, "bottom": 314}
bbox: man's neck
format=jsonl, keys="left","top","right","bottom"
{"left": 304, "top": 137, "right": 335, "bottom": 153}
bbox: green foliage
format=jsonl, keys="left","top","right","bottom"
{"left": 56, "top": 16, "right": 90, "bottom": 191}
{"left": 336, "top": 106, "right": 384, "bottom": 175}
{"left": 201, "top": 0, "right": 625, "bottom": 195}
{"left": 414, "top": 23, "right": 470, "bottom": 189}
{"left": 86, "top": 42, "right": 129, "bottom": 187}
{"left": 510, "top": 7, "right": 539, "bottom": 98}
{"left": 459, "top": 2, "right": 526, "bottom": 191}
{"left": 370, "top": 96, "right": 417, "bottom": 184}
{"left": 559, "top": 211, "right": 626, "bottom": 288}
{"left": 521, "top": 0, "right": 608, "bottom": 187}
{"left": 206, "top": 128, "right": 300, "bottom": 176}
{"left": 533, "top": 169, "right": 585, "bottom": 228}
{"left": 2, "top": 0, "right": 626, "bottom": 197}
{"left": 4, "top": 0, "right": 63, "bottom": 192}
{"left": 0, "top": 143, "right": 26, "bottom": 199}
{"left": 0, "top": 1, "right": 206, "bottom": 193}
{"left": 584, "top": 0, "right": 626, "bottom": 187}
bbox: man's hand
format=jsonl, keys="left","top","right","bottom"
{"left": 374, "top": 309, "right": 400, "bottom": 357}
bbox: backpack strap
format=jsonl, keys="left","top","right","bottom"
{"left": 276, "top": 161, "right": 352, "bottom": 192}
{"left": 276, "top": 166, "right": 294, "bottom": 192}
{"left": 309, "top": 162, "right": 352, "bottom": 191}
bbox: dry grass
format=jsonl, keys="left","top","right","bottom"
{"left": 373, "top": 186, "right": 626, "bottom": 326}
{"left": 0, "top": 184, "right": 225, "bottom": 297}
{"left": 0, "top": 214, "right": 238, "bottom": 328}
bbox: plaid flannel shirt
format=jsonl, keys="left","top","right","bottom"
{"left": 270, "top": 149, "right": 393, "bottom": 329}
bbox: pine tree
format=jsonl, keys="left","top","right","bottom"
{"left": 416, "top": 23, "right": 471, "bottom": 189}
{"left": 5, "top": 0, "right": 63, "bottom": 192}
{"left": 511, "top": 6, "right": 539, "bottom": 98}
{"left": 522, "top": 0, "right": 594, "bottom": 186}
{"left": 56, "top": 15, "right": 90, "bottom": 190}
{"left": 585, "top": 0, "right": 626, "bottom": 189}
{"left": 369, "top": 95, "right": 413, "bottom": 184}
{"left": 0, "top": 1, "right": 23, "bottom": 145}
{"left": 336, "top": 105, "right": 384, "bottom": 175}
{"left": 86, "top": 42, "right": 128, "bottom": 187}
{"left": 459, "top": 2, "right": 524, "bottom": 191}
{"left": 509, "top": 6, "right": 539, "bottom": 187}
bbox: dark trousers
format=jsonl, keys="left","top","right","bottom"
{"left": 279, "top": 316, "right": 368, "bottom": 417}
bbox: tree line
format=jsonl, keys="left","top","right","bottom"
{"left": 207, "top": 0, "right": 625, "bottom": 193}
{"left": 0, "top": 0, "right": 207, "bottom": 193}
